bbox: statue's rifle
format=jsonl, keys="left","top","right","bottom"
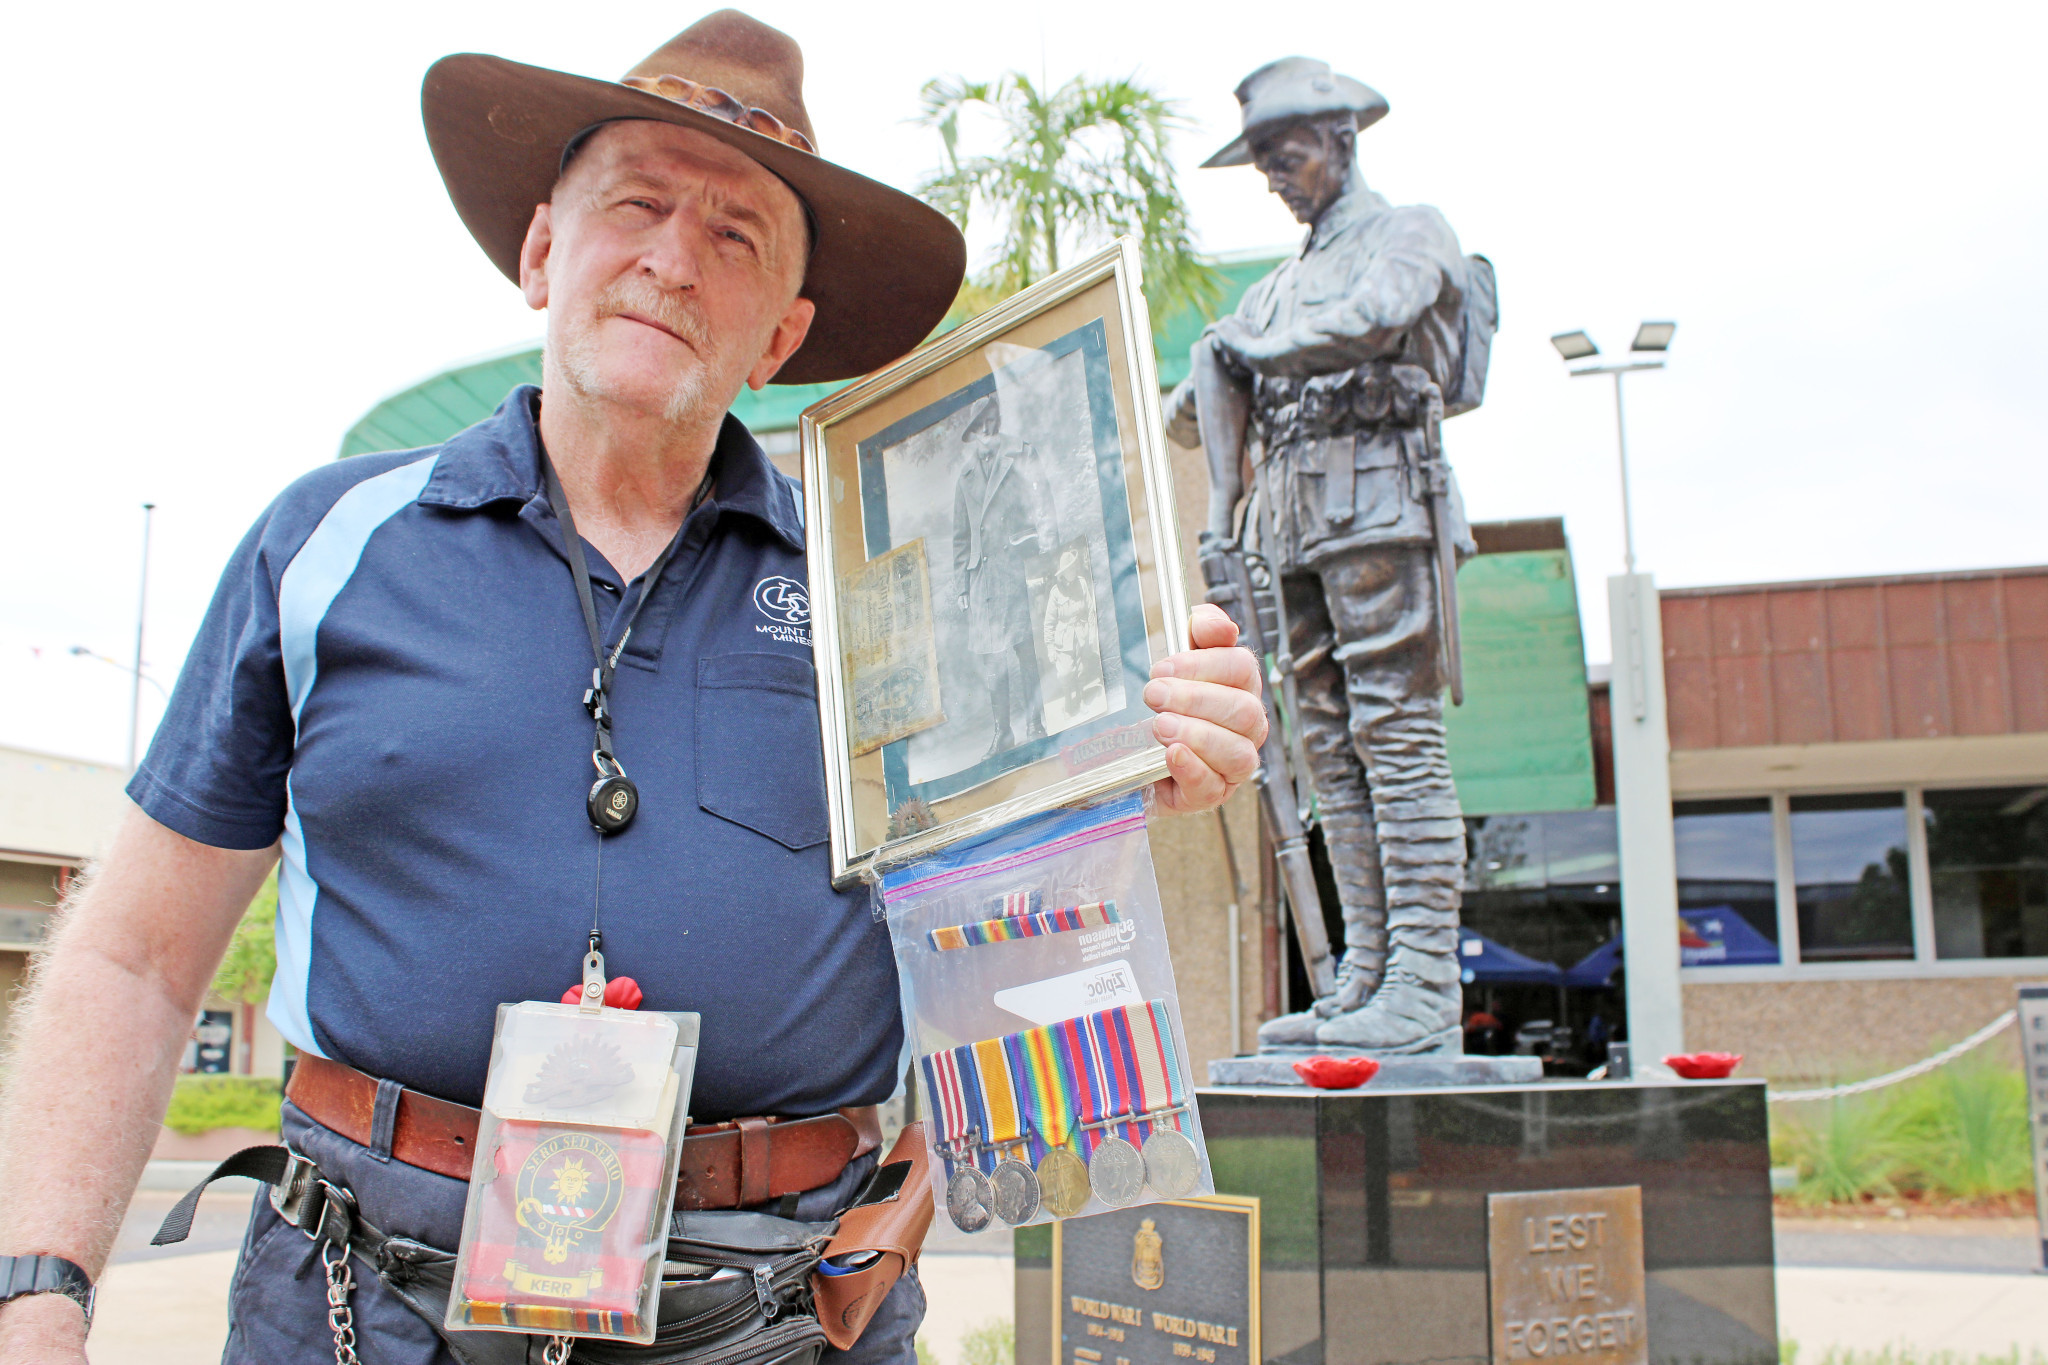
{"left": 1197, "top": 527, "right": 1338, "bottom": 999}
{"left": 1419, "top": 384, "right": 1466, "bottom": 706}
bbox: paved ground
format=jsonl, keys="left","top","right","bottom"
{"left": 86, "top": 1190, "right": 2048, "bottom": 1365}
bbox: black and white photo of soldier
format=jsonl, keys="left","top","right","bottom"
{"left": 1032, "top": 538, "right": 1108, "bottom": 731}
{"left": 952, "top": 392, "right": 1055, "bottom": 758}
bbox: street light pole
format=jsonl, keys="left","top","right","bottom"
{"left": 1611, "top": 371, "right": 1635, "bottom": 575}
{"left": 129, "top": 502, "right": 156, "bottom": 772}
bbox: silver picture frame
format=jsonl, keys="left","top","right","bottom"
{"left": 801, "top": 237, "right": 1191, "bottom": 887}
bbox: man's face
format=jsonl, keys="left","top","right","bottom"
{"left": 1251, "top": 121, "right": 1351, "bottom": 225}
{"left": 519, "top": 120, "right": 815, "bottom": 423}
{"left": 972, "top": 425, "right": 1000, "bottom": 462}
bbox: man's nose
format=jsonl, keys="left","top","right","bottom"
{"left": 638, "top": 209, "right": 708, "bottom": 290}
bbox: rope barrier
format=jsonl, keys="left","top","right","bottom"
{"left": 1764, "top": 1009, "right": 2017, "bottom": 1103}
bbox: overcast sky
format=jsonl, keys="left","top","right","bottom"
{"left": 4, "top": 1, "right": 2044, "bottom": 767}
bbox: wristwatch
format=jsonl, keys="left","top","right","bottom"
{"left": 0, "top": 1255, "right": 95, "bottom": 1327}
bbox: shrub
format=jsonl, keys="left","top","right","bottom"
{"left": 1772, "top": 1055, "right": 2033, "bottom": 1206}
{"left": 162, "top": 1076, "right": 282, "bottom": 1136}
{"left": 1774, "top": 1090, "right": 1908, "bottom": 1205}
{"left": 1890, "top": 1057, "right": 2032, "bottom": 1201}
{"left": 958, "top": 1319, "right": 1014, "bottom": 1365}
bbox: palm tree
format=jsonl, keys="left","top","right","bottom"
{"left": 917, "top": 72, "right": 1222, "bottom": 323}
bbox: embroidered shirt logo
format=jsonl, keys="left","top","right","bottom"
{"left": 752, "top": 576, "right": 811, "bottom": 646}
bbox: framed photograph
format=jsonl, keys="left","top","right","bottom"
{"left": 802, "top": 238, "right": 1191, "bottom": 886}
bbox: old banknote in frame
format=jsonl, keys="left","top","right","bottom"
{"left": 802, "top": 238, "right": 1190, "bottom": 886}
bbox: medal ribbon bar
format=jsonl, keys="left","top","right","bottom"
{"left": 927, "top": 899, "right": 1122, "bottom": 951}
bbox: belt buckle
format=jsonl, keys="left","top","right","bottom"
{"left": 270, "top": 1148, "right": 320, "bottom": 1237}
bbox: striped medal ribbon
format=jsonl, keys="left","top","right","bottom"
{"left": 1088, "top": 1000, "right": 1187, "bottom": 1147}
{"left": 1008, "top": 1022, "right": 1094, "bottom": 1217}
{"left": 970, "top": 1038, "right": 1041, "bottom": 1224}
{"left": 922, "top": 1045, "right": 997, "bottom": 1232}
{"left": 928, "top": 899, "right": 1123, "bottom": 951}
{"left": 981, "top": 889, "right": 1042, "bottom": 919}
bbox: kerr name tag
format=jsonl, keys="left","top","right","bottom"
{"left": 1487, "top": 1185, "right": 1648, "bottom": 1365}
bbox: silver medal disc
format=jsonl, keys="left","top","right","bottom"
{"left": 1088, "top": 1135, "right": 1146, "bottom": 1208}
{"left": 991, "top": 1156, "right": 1042, "bottom": 1225}
{"left": 1141, "top": 1127, "right": 1202, "bottom": 1198}
{"left": 946, "top": 1166, "right": 994, "bottom": 1233}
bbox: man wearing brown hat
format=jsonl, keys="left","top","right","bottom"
{"left": 0, "top": 13, "right": 1267, "bottom": 1363}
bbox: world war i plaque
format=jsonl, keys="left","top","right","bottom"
{"left": 1487, "top": 1186, "right": 1648, "bottom": 1365}
{"left": 1052, "top": 1196, "right": 1259, "bottom": 1365}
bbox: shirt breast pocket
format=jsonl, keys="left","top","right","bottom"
{"left": 695, "top": 653, "right": 829, "bottom": 851}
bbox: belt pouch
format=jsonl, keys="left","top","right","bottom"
{"left": 1323, "top": 433, "right": 1357, "bottom": 525}
{"left": 810, "top": 1122, "right": 934, "bottom": 1350}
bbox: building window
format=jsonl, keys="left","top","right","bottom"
{"left": 1671, "top": 798, "right": 1779, "bottom": 965}
{"left": 1789, "top": 793, "right": 1914, "bottom": 962}
{"left": 1924, "top": 786, "right": 2048, "bottom": 960}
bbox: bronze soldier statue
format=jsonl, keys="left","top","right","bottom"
{"left": 1168, "top": 57, "right": 1497, "bottom": 1054}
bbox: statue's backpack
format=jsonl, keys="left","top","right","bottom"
{"left": 1446, "top": 253, "right": 1498, "bottom": 418}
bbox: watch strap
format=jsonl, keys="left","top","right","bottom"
{"left": 0, "top": 1255, "right": 94, "bottom": 1324}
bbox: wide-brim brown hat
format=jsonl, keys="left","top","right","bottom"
{"left": 423, "top": 10, "right": 966, "bottom": 385}
{"left": 1201, "top": 56, "right": 1388, "bottom": 169}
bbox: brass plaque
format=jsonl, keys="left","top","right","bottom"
{"left": 1487, "top": 1186, "right": 1647, "bottom": 1365}
{"left": 1051, "top": 1196, "right": 1260, "bottom": 1365}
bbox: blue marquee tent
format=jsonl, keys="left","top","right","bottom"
{"left": 1457, "top": 929, "right": 1564, "bottom": 985}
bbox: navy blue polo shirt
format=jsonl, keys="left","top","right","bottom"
{"left": 130, "top": 386, "right": 900, "bottom": 1119}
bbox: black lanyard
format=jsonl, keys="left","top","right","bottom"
{"left": 541, "top": 452, "right": 710, "bottom": 834}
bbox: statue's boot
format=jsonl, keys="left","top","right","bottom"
{"left": 1314, "top": 811, "right": 1464, "bottom": 1053}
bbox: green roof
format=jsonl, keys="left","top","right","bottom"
{"left": 1443, "top": 546, "right": 1597, "bottom": 815}
{"left": 337, "top": 255, "right": 1285, "bottom": 459}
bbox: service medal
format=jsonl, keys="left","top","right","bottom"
{"left": 1140, "top": 1126, "right": 1201, "bottom": 1198}
{"left": 1035, "top": 1147, "right": 1090, "bottom": 1218}
{"left": 946, "top": 1166, "right": 994, "bottom": 1233}
{"left": 1087, "top": 1134, "right": 1146, "bottom": 1207}
{"left": 990, "top": 1155, "right": 1042, "bottom": 1225}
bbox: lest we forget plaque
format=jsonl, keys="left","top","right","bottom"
{"left": 1487, "top": 1186, "right": 1648, "bottom": 1365}
{"left": 1053, "top": 1196, "right": 1260, "bottom": 1365}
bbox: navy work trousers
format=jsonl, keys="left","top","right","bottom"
{"left": 221, "top": 1101, "right": 924, "bottom": 1365}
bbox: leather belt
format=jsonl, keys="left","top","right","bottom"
{"left": 286, "top": 1054, "right": 880, "bottom": 1210}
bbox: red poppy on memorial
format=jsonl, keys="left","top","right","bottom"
{"left": 1293, "top": 1055, "right": 1381, "bottom": 1089}
{"left": 1664, "top": 1052, "right": 1742, "bottom": 1079}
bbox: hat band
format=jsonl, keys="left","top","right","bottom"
{"left": 621, "top": 74, "right": 814, "bottom": 153}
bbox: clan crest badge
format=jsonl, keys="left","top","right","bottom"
{"left": 513, "top": 1130, "right": 626, "bottom": 1274}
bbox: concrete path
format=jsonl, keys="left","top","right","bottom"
{"left": 1777, "top": 1267, "right": 2048, "bottom": 1356}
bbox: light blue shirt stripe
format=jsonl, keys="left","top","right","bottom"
{"left": 267, "top": 453, "right": 438, "bottom": 1054}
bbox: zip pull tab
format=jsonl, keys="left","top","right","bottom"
{"left": 579, "top": 934, "right": 607, "bottom": 1015}
{"left": 752, "top": 1263, "right": 778, "bottom": 1320}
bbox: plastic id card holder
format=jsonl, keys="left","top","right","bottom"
{"left": 446, "top": 1001, "right": 698, "bottom": 1345}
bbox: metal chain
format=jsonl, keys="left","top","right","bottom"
{"left": 544, "top": 1335, "right": 574, "bottom": 1365}
{"left": 1766, "top": 1009, "right": 2017, "bottom": 1103}
{"left": 321, "top": 1240, "right": 361, "bottom": 1365}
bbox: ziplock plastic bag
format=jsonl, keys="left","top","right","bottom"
{"left": 445, "top": 996, "right": 694, "bottom": 1345}
{"left": 879, "top": 792, "right": 1212, "bottom": 1232}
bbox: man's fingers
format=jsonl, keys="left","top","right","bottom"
{"left": 1150, "top": 711, "right": 1260, "bottom": 788}
{"left": 1144, "top": 676, "right": 1268, "bottom": 747}
{"left": 1152, "top": 644, "right": 1262, "bottom": 696}
{"left": 1186, "top": 603, "right": 1239, "bottom": 650}
{"left": 1152, "top": 742, "right": 1239, "bottom": 814}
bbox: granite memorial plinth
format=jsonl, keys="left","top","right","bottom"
{"left": 1017, "top": 1079, "right": 1777, "bottom": 1365}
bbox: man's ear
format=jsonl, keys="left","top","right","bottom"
{"left": 745, "top": 296, "right": 818, "bottom": 390}
{"left": 518, "top": 204, "right": 554, "bottom": 312}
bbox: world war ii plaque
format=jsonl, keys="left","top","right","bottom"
{"left": 1487, "top": 1186, "right": 1648, "bottom": 1365}
{"left": 1052, "top": 1196, "right": 1259, "bottom": 1365}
